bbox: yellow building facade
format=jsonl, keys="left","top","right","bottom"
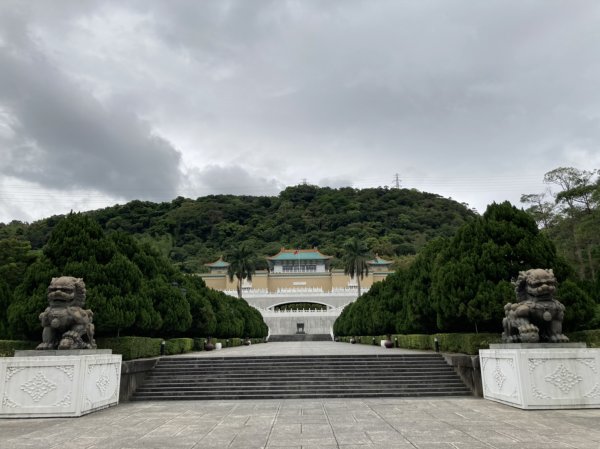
{"left": 200, "top": 249, "right": 392, "bottom": 294}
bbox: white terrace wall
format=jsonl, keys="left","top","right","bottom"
{"left": 261, "top": 309, "right": 341, "bottom": 336}
{"left": 226, "top": 289, "right": 363, "bottom": 336}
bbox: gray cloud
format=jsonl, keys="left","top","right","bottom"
{"left": 318, "top": 177, "right": 353, "bottom": 189}
{"left": 0, "top": 4, "right": 182, "bottom": 202}
{"left": 1, "top": 0, "right": 600, "bottom": 222}
{"left": 182, "top": 165, "right": 284, "bottom": 198}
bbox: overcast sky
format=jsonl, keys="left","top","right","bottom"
{"left": 1, "top": 0, "right": 599, "bottom": 223}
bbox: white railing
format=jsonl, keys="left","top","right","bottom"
{"left": 269, "top": 308, "right": 328, "bottom": 313}
{"left": 224, "top": 288, "right": 369, "bottom": 298}
{"left": 260, "top": 308, "right": 344, "bottom": 317}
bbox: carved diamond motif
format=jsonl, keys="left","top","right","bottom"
{"left": 544, "top": 364, "right": 583, "bottom": 393}
{"left": 575, "top": 358, "right": 597, "bottom": 374}
{"left": 493, "top": 365, "right": 506, "bottom": 390}
{"left": 96, "top": 374, "right": 110, "bottom": 394}
{"left": 20, "top": 371, "right": 57, "bottom": 402}
{"left": 55, "top": 365, "right": 74, "bottom": 380}
{"left": 5, "top": 366, "right": 27, "bottom": 380}
{"left": 531, "top": 385, "right": 551, "bottom": 399}
{"left": 55, "top": 393, "right": 71, "bottom": 407}
{"left": 584, "top": 383, "right": 600, "bottom": 398}
{"left": 2, "top": 394, "right": 18, "bottom": 408}
{"left": 528, "top": 358, "right": 549, "bottom": 373}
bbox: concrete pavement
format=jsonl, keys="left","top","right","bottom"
{"left": 2, "top": 396, "right": 600, "bottom": 448}
{"left": 3, "top": 342, "right": 600, "bottom": 448}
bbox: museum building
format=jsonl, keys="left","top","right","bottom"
{"left": 200, "top": 248, "right": 392, "bottom": 294}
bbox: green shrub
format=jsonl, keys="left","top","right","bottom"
{"left": 165, "top": 338, "right": 194, "bottom": 355}
{"left": 568, "top": 329, "right": 600, "bottom": 348}
{"left": 0, "top": 340, "right": 37, "bottom": 357}
{"left": 96, "top": 336, "right": 163, "bottom": 360}
{"left": 97, "top": 334, "right": 267, "bottom": 360}
{"left": 337, "top": 333, "right": 501, "bottom": 355}
{"left": 433, "top": 333, "right": 501, "bottom": 354}
{"left": 394, "top": 334, "right": 432, "bottom": 350}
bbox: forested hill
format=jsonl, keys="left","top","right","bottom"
{"left": 2, "top": 185, "right": 476, "bottom": 272}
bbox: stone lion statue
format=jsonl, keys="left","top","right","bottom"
{"left": 36, "top": 276, "right": 97, "bottom": 350}
{"left": 502, "top": 268, "right": 569, "bottom": 343}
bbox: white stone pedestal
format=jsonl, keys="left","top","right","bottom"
{"left": 480, "top": 343, "right": 600, "bottom": 409}
{"left": 0, "top": 350, "right": 121, "bottom": 418}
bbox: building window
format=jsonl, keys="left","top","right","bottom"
{"left": 282, "top": 264, "right": 317, "bottom": 273}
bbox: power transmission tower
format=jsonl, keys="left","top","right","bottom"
{"left": 393, "top": 173, "right": 401, "bottom": 189}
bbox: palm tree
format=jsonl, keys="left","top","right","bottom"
{"left": 343, "top": 237, "right": 371, "bottom": 297}
{"left": 227, "top": 243, "right": 256, "bottom": 299}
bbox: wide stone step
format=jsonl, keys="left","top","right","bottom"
{"left": 148, "top": 368, "right": 456, "bottom": 380}
{"left": 137, "top": 382, "right": 467, "bottom": 392}
{"left": 140, "top": 375, "right": 464, "bottom": 385}
{"left": 159, "top": 354, "right": 441, "bottom": 362}
{"left": 154, "top": 360, "right": 449, "bottom": 367}
{"left": 151, "top": 363, "right": 452, "bottom": 370}
{"left": 153, "top": 367, "right": 453, "bottom": 377}
{"left": 132, "top": 354, "right": 471, "bottom": 400}
{"left": 153, "top": 360, "right": 451, "bottom": 368}
{"left": 132, "top": 387, "right": 471, "bottom": 401}
{"left": 144, "top": 372, "right": 459, "bottom": 381}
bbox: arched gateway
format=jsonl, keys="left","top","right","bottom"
{"left": 233, "top": 290, "right": 358, "bottom": 338}
{"left": 200, "top": 248, "right": 392, "bottom": 338}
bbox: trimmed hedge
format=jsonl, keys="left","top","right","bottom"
{"left": 568, "top": 329, "right": 600, "bottom": 348}
{"left": 97, "top": 336, "right": 267, "bottom": 360}
{"left": 2, "top": 335, "right": 268, "bottom": 360}
{"left": 0, "top": 340, "right": 37, "bottom": 357}
{"left": 97, "top": 337, "right": 164, "bottom": 360}
{"left": 164, "top": 338, "right": 194, "bottom": 355}
{"left": 337, "top": 333, "right": 501, "bottom": 355}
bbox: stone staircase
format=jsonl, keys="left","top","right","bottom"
{"left": 267, "top": 334, "right": 332, "bottom": 342}
{"left": 132, "top": 354, "right": 471, "bottom": 400}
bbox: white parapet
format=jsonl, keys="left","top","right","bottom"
{"left": 0, "top": 350, "right": 121, "bottom": 418}
{"left": 480, "top": 343, "right": 600, "bottom": 410}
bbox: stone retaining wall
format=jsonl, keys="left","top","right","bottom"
{"left": 443, "top": 353, "right": 482, "bottom": 397}
{"left": 119, "top": 358, "right": 159, "bottom": 402}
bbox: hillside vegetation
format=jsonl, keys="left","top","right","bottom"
{"left": 1, "top": 185, "right": 476, "bottom": 272}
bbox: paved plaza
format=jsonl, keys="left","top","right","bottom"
{"left": 2, "top": 342, "right": 600, "bottom": 448}
{"left": 172, "top": 341, "right": 430, "bottom": 357}
{"left": 2, "top": 397, "right": 600, "bottom": 449}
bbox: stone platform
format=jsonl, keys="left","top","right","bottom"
{"left": 2, "top": 397, "right": 600, "bottom": 448}
{"left": 0, "top": 350, "right": 121, "bottom": 418}
{"left": 480, "top": 343, "right": 600, "bottom": 410}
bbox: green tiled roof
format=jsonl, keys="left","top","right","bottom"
{"left": 268, "top": 249, "right": 332, "bottom": 261}
{"left": 368, "top": 257, "right": 392, "bottom": 265}
{"left": 205, "top": 257, "right": 230, "bottom": 268}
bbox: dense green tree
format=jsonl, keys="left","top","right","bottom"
{"left": 430, "top": 202, "right": 563, "bottom": 332}
{"left": 5, "top": 214, "right": 267, "bottom": 340}
{"left": 8, "top": 257, "right": 58, "bottom": 339}
{"left": 342, "top": 237, "right": 371, "bottom": 297}
{"left": 0, "top": 279, "right": 12, "bottom": 339}
{"left": 557, "top": 280, "right": 597, "bottom": 331}
{"left": 522, "top": 167, "right": 600, "bottom": 292}
{"left": 520, "top": 192, "right": 557, "bottom": 228}
{"left": 544, "top": 167, "right": 598, "bottom": 215}
{"left": 0, "top": 238, "right": 38, "bottom": 338}
{"left": 335, "top": 202, "right": 593, "bottom": 336}
{"left": 183, "top": 277, "right": 217, "bottom": 337}
{"left": 227, "top": 243, "right": 256, "bottom": 298}
{"left": 0, "top": 238, "right": 38, "bottom": 289}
